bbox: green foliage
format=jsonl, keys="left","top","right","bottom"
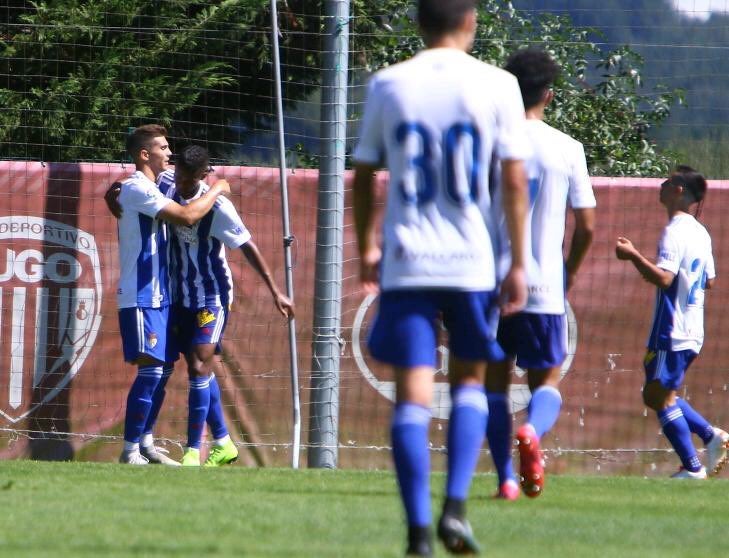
{"left": 2, "top": 0, "right": 682, "bottom": 174}
{"left": 353, "top": 0, "right": 682, "bottom": 176}
{"left": 0, "top": 0, "right": 318, "bottom": 162}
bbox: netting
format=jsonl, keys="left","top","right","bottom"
{"left": 1, "top": 1, "right": 728, "bottom": 475}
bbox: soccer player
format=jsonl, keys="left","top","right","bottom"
{"left": 116, "top": 125, "right": 230, "bottom": 465}
{"left": 160, "top": 145, "right": 294, "bottom": 467}
{"left": 484, "top": 48, "right": 596, "bottom": 500}
{"left": 616, "top": 165, "right": 728, "bottom": 479}
{"left": 352, "top": 1, "right": 529, "bottom": 555}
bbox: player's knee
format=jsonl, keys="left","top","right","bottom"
{"left": 135, "top": 355, "right": 163, "bottom": 367}
{"left": 187, "top": 363, "right": 210, "bottom": 379}
{"left": 527, "top": 366, "right": 561, "bottom": 391}
{"left": 484, "top": 368, "right": 510, "bottom": 393}
{"left": 642, "top": 382, "right": 666, "bottom": 410}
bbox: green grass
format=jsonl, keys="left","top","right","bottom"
{"left": 0, "top": 461, "right": 727, "bottom": 557}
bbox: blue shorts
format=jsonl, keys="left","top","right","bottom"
{"left": 368, "top": 290, "right": 504, "bottom": 368}
{"left": 176, "top": 306, "right": 228, "bottom": 354}
{"left": 497, "top": 312, "right": 567, "bottom": 369}
{"left": 643, "top": 348, "right": 697, "bottom": 391}
{"left": 118, "top": 306, "right": 179, "bottom": 364}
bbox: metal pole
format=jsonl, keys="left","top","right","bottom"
{"left": 270, "top": 0, "right": 301, "bottom": 469}
{"left": 308, "top": 0, "right": 349, "bottom": 468}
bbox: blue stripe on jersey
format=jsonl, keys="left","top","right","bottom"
{"left": 649, "top": 276, "right": 679, "bottom": 350}
{"left": 196, "top": 212, "right": 215, "bottom": 305}
{"left": 134, "top": 214, "right": 169, "bottom": 307}
{"left": 158, "top": 222, "right": 169, "bottom": 304}
{"left": 169, "top": 229, "right": 182, "bottom": 304}
{"left": 158, "top": 172, "right": 174, "bottom": 196}
{"left": 136, "top": 214, "right": 154, "bottom": 300}
{"left": 209, "top": 237, "right": 233, "bottom": 307}
{"left": 183, "top": 241, "right": 198, "bottom": 307}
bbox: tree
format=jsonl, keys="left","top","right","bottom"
{"left": 0, "top": 0, "right": 320, "bottom": 162}
{"left": 351, "top": 0, "right": 682, "bottom": 176}
{"left": 1, "top": 0, "right": 681, "bottom": 175}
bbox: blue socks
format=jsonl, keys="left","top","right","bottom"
{"left": 676, "top": 397, "right": 714, "bottom": 444}
{"left": 446, "top": 385, "right": 488, "bottom": 501}
{"left": 528, "top": 386, "right": 562, "bottom": 438}
{"left": 486, "top": 391, "right": 514, "bottom": 484}
{"left": 658, "top": 404, "right": 702, "bottom": 471}
{"left": 207, "top": 374, "right": 229, "bottom": 440}
{"left": 392, "top": 403, "right": 432, "bottom": 528}
{"left": 187, "top": 376, "right": 211, "bottom": 449}
{"left": 123, "top": 365, "right": 163, "bottom": 444}
{"left": 142, "top": 365, "right": 173, "bottom": 440}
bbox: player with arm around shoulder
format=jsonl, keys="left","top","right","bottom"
{"left": 114, "top": 125, "right": 229, "bottom": 466}
{"left": 484, "top": 48, "right": 596, "bottom": 500}
{"left": 353, "top": 1, "right": 529, "bottom": 554}
{"left": 162, "top": 146, "right": 293, "bottom": 467}
{"left": 616, "top": 165, "right": 727, "bottom": 479}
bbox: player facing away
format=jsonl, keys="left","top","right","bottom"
{"left": 616, "top": 165, "right": 728, "bottom": 479}
{"left": 116, "top": 125, "right": 230, "bottom": 465}
{"left": 485, "top": 48, "right": 596, "bottom": 500}
{"left": 162, "top": 146, "right": 294, "bottom": 467}
{"left": 353, "top": 1, "right": 529, "bottom": 555}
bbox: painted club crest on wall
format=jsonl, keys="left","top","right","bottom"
{"left": 0, "top": 216, "right": 103, "bottom": 423}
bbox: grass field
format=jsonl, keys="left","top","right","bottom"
{"left": 0, "top": 461, "right": 727, "bottom": 557}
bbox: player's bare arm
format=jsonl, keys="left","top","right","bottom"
{"left": 157, "top": 179, "right": 230, "bottom": 226}
{"left": 565, "top": 207, "right": 596, "bottom": 291}
{"left": 499, "top": 158, "right": 529, "bottom": 315}
{"left": 353, "top": 162, "right": 381, "bottom": 294}
{"left": 615, "top": 236, "right": 675, "bottom": 289}
{"left": 104, "top": 182, "right": 123, "bottom": 218}
{"left": 240, "top": 241, "right": 294, "bottom": 318}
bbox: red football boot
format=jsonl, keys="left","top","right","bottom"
{"left": 516, "top": 424, "right": 545, "bottom": 498}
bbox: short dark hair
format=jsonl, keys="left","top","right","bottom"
{"left": 504, "top": 48, "right": 559, "bottom": 110}
{"left": 125, "top": 124, "right": 167, "bottom": 158}
{"left": 176, "top": 144, "right": 210, "bottom": 176}
{"left": 672, "top": 164, "right": 707, "bottom": 204}
{"left": 417, "top": 0, "right": 476, "bottom": 38}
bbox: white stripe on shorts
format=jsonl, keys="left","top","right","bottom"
{"left": 136, "top": 308, "right": 145, "bottom": 354}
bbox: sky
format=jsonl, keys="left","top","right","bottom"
{"left": 672, "top": 0, "right": 729, "bottom": 20}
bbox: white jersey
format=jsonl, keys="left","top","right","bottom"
{"left": 648, "top": 213, "right": 715, "bottom": 353}
{"left": 492, "top": 120, "right": 596, "bottom": 314}
{"left": 159, "top": 170, "right": 251, "bottom": 309}
{"left": 352, "top": 48, "right": 529, "bottom": 291}
{"left": 116, "top": 170, "right": 173, "bottom": 309}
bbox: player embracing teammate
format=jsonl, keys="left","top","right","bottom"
{"left": 111, "top": 128, "right": 292, "bottom": 467}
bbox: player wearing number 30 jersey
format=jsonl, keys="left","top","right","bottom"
{"left": 352, "top": 1, "right": 530, "bottom": 554}
{"left": 354, "top": 47, "right": 528, "bottom": 292}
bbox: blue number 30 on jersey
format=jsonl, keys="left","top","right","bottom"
{"left": 396, "top": 121, "right": 482, "bottom": 207}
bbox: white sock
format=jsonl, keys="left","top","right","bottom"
{"left": 214, "top": 435, "right": 231, "bottom": 447}
{"left": 141, "top": 433, "right": 154, "bottom": 448}
{"left": 123, "top": 441, "right": 139, "bottom": 453}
